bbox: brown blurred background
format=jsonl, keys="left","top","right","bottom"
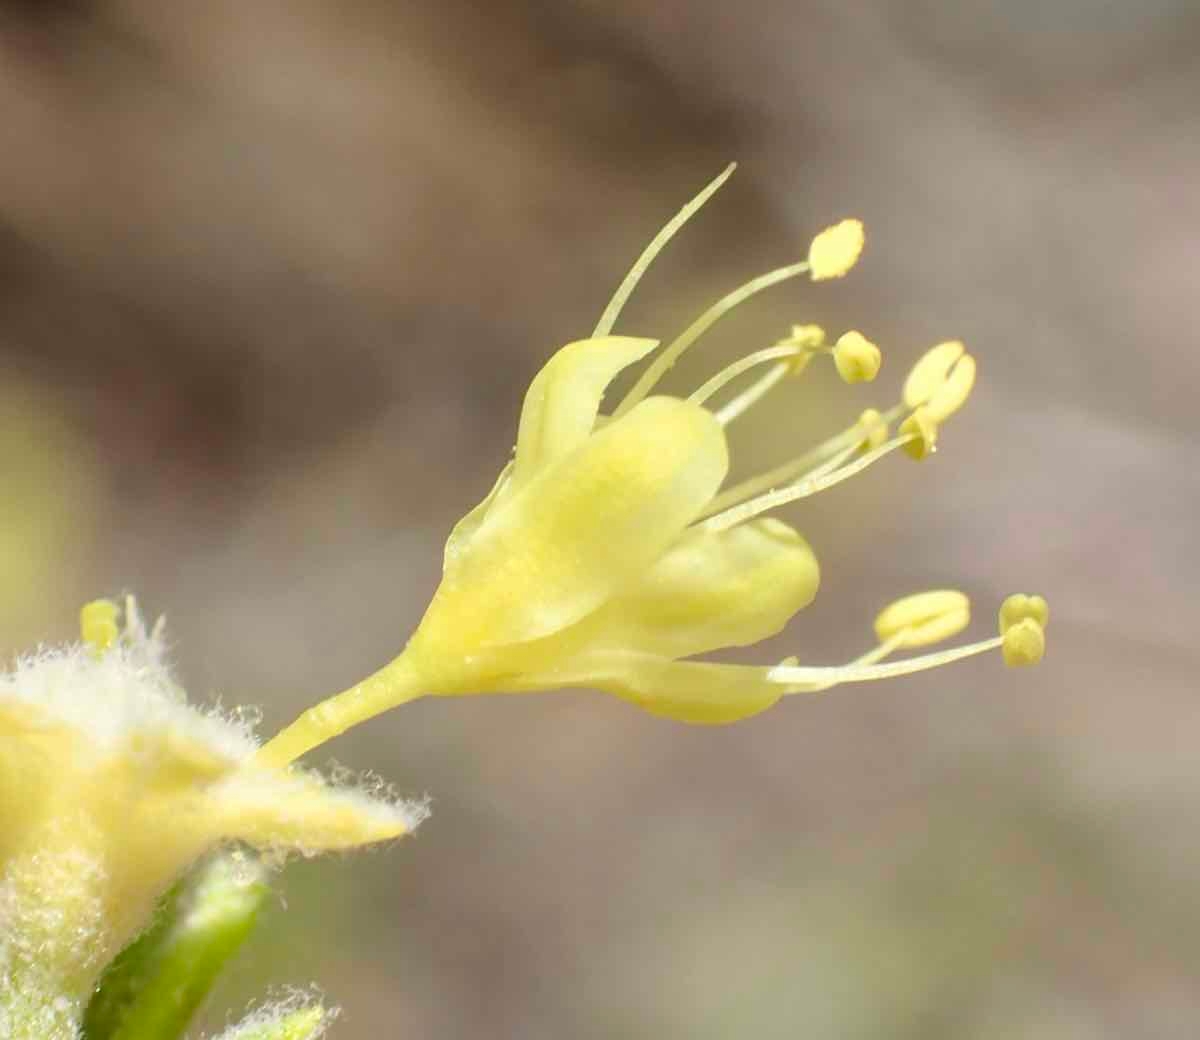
{"left": 3, "top": 1, "right": 1199, "bottom": 1036}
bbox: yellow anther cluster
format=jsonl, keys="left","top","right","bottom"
{"left": 874, "top": 590, "right": 970, "bottom": 648}
{"left": 808, "top": 219, "right": 865, "bottom": 281}
{"left": 80, "top": 598, "right": 120, "bottom": 655}
{"left": 998, "top": 593, "right": 1049, "bottom": 667}
{"left": 832, "top": 330, "right": 882, "bottom": 384}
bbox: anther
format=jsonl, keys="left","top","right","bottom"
{"left": 874, "top": 590, "right": 970, "bottom": 648}
{"left": 925, "top": 354, "right": 976, "bottom": 422}
{"left": 998, "top": 593, "right": 1049, "bottom": 634}
{"left": 1002, "top": 619, "right": 1045, "bottom": 666}
{"left": 832, "top": 330, "right": 881, "bottom": 384}
{"left": 903, "top": 340, "right": 965, "bottom": 408}
{"left": 997, "top": 594, "right": 1049, "bottom": 666}
{"left": 808, "top": 219, "right": 865, "bottom": 281}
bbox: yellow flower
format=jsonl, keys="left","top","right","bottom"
{"left": 258, "top": 166, "right": 1047, "bottom": 768}
{"left": 0, "top": 598, "right": 423, "bottom": 1036}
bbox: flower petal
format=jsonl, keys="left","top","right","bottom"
{"left": 446, "top": 337, "right": 658, "bottom": 566}
{"left": 575, "top": 517, "right": 819, "bottom": 660}
{"left": 442, "top": 461, "right": 512, "bottom": 568}
{"left": 509, "top": 336, "right": 659, "bottom": 492}
{"left": 542, "top": 655, "right": 784, "bottom": 725}
{"left": 414, "top": 396, "right": 729, "bottom": 655}
{"left": 201, "top": 768, "right": 419, "bottom": 852}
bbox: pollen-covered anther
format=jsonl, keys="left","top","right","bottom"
{"left": 855, "top": 408, "right": 889, "bottom": 450}
{"left": 903, "top": 340, "right": 976, "bottom": 417}
{"left": 80, "top": 598, "right": 120, "bottom": 655}
{"left": 925, "top": 354, "right": 976, "bottom": 422}
{"left": 832, "top": 330, "right": 881, "bottom": 384}
{"left": 874, "top": 590, "right": 970, "bottom": 648}
{"left": 1001, "top": 619, "right": 1045, "bottom": 667}
{"left": 998, "top": 593, "right": 1049, "bottom": 667}
{"left": 808, "top": 218, "right": 865, "bottom": 280}
{"left": 998, "top": 593, "right": 1049, "bottom": 634}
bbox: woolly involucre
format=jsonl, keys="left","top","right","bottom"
{"left": 0, "top": 601, "right": 424, "bottom": 1040}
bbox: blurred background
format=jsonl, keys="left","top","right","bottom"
{"left": 3, "top": 0, "right": 1199, "bottom": 1036}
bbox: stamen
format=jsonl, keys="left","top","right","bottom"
{"left": 767, "top": 635, "right": 1004, "bottom": 686}
{"left": 712, "top": 362, "right": 791, "bottom": 425}
{"left": 781, "top": 631, "right": 909, "bottom": 694}
{"left": 688, "top": 344, "right": 808, "bottom": 409}
{"left": 613, "top": 260, "right": 812, "bottom": 418}
{"left": 702, "top": 431, "right": 917, "bottom": 532}
{"left": 592, "top": 163, "right": 737, "bottom": 339}
{"left": 699, "top": 441, "right": 853, "bottom": 520}
{"left": 709, "top": 325, "right": 828, "bottom": 425}
{"left": 698, "top": 403, "right": 907, "bottom": 519}
{"left": 771, "top": 590, "right": 1049, "bottom": 687}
